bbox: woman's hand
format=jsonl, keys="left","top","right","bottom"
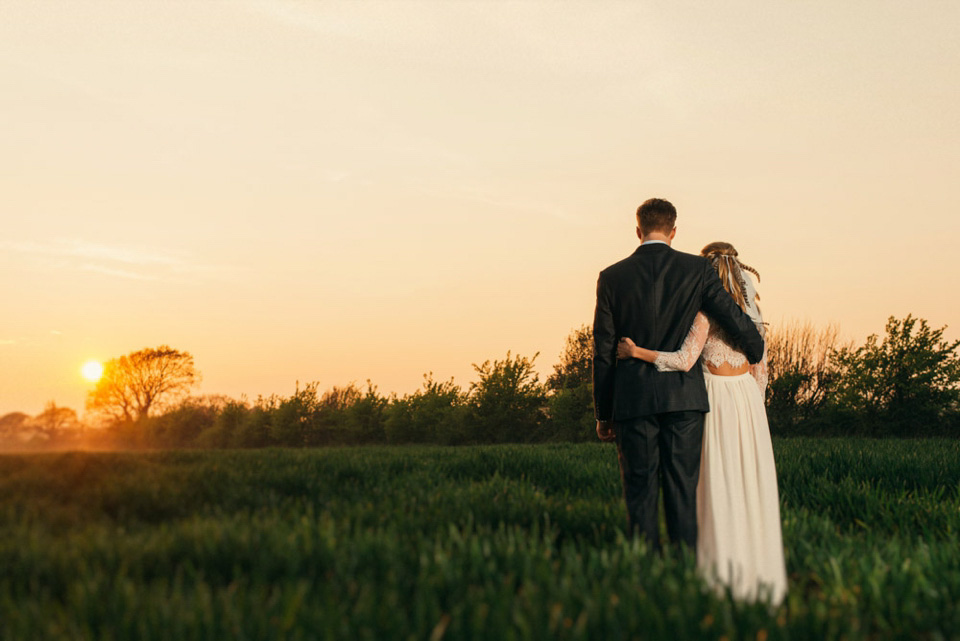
{"left": 617, "top": 337, "right": 638, "bottom": 360}
{"left": 618, "top": 337, "right": 658, "bottom": 363}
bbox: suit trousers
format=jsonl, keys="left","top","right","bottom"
{"left": 615, "top": 410, "right": 705, "bottom": 553}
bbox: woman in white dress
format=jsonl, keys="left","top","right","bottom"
{"left": 616, "top": 242, "right": 787, "bottom": 605}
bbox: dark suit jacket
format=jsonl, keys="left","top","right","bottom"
{"left": 592, "top": 243, "right": 765, "bottom": 421}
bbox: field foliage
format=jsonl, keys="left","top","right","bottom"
{"left": 1, "top": 439, "right": 959, "bottom": 639}
{"left": 5, "top": 314, "right": 959, "bottom": 452}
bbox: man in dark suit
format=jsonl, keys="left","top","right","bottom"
{"left": 593, "top": 198, "right": 764, "bottom": 553}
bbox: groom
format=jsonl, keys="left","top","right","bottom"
{"left": 593, "top": 198, "right": 764, "bottom": 553}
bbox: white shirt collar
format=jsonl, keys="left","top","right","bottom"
{"left": 640, "top": 240, "right": 668, "bottom": 246}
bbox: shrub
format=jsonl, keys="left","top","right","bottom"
{"left": 466, "top": 352, "right": 545, "bottom": 443}
{"left": 544, "top": 325, "right": 595, "bottom": 442}
{"left": 547, "top": 325, "right": 593, "bottom": 392}
{"left": 143, "top": 398, "right": 220, "bottom": 447}
{"left": 385, "top": 374, "right": 468, "bottom": 445}
{"left": 235, "top": 399, "right": 274, "bottom": 448}
{"left": 196, "top": 399, "right": 250, "bottom": 448}
{"left": 341, "top": 382, "right": 389, "bottom": 444}
{"left": 831, "top": 315, "right": 960, "bottom": 435}
{"left": 544, "top": 383, "right": 594, "bottom": 442}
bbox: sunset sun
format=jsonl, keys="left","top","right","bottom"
{"left": 82, "top": 360, "right": 104, "bottom": 383}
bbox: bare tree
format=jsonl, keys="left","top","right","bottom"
{"left": 0, "top": 412, "right": 29, "bottom": 445}
{"left": 32, "top": 402, "right": 80, "bottom": 439}
{"left": 766, "top": 320, "right": 846, "bottom": 425}
{"left": 86, "top": 346, "right": 200, "bottom": 422}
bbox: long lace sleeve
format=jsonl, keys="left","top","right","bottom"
{"left": 749, "top": 330, "right": 768, "bottom": 397}
{"left": 654, "top": 312, "right": 710, "bottom": 372}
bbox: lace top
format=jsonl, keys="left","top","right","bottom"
{"left": 653, "top": 274, "right": 768, "bottom": 395}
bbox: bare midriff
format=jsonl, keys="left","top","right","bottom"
{"left": 705, "top": 362, "right": 749, "bottom": 376}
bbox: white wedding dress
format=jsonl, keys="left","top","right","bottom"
{"left": 653, "top": 276, "right": 787, "bottom": 604}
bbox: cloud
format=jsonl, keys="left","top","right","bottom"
{"left": 79, "top": 264, "right": 161, "bottom": 281}
{"left": 2, "top": 239, "right": 184, "bottom": 267}
{"left": 0, "top": 238, "right": 227, "bottom": 282}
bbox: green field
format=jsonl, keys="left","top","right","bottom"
{"left": 2, "top": 440, "right": 959, "bottom": 640}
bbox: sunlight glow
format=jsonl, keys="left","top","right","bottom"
{"left": 0, "top": 1, "right": 958, "bottom": 418}
{"left": 82, "top": 361, "right": 104, "bottom": 383}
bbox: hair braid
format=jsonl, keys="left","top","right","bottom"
{"left": 700, "top": 241, "right": 759, "bottom": 312}
{"left": 736, "top": 260, "right": 761, "bottom": 285}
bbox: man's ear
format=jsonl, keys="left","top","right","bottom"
{"left": 669, "top": 227, "right": 677, "bottom": 241}
{"left": 636, "top": 226, "right": 643, "bottom": 241}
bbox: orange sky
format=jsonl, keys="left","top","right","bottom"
{"left": 2, "top": 1, "right": 959, "bottom": 417}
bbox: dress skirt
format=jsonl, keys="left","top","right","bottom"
{"left": 697, "top": 371, "right": 787, "bottom": 604}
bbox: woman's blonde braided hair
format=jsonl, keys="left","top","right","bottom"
{"left": 700, "top": 241, "right": 761, "bottom": 313}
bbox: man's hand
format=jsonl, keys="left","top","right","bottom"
{"left": 596, "top": 420, "right": 616, "bottom": 442}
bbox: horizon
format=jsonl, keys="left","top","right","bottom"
{"left": 2, "top": 1, "right": 959, "bottom": 417}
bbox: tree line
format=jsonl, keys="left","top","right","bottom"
{"left": 766, "top": 315, "right": 960, "bottom": 436}
{"left": 1, "top": 314, "right": 958, "bottom": 450}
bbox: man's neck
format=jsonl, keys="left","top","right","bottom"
{"left": 640, "top": 234, "right": 672, "bottom": 246}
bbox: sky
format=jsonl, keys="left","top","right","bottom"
{"left": 2, "top": 1, "right": 958, "bottom": 417}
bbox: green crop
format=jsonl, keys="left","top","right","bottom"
{"left": 1, "top": 439, "right": 958, "bottom": 640}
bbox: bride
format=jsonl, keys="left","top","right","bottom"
{"left": 616, "top": 242, "right": 787, "bottom": 604}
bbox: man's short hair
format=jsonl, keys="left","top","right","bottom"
{"left": 636, "top": 198, "right": 677, "bottom": 235}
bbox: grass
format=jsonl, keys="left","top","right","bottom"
{"left": 1, "top": 439, "right": 959, "bottom": 640}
